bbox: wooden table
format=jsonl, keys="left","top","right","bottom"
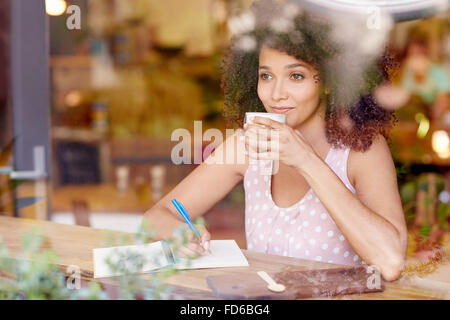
{"left": 0, "top": 216, "right": 449, "bottom": 300}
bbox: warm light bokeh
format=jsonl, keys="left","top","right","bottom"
{"left": 432, "top": 130, "right": 450, "bottom": 159}
{"left": 45, "top": 0, "right": 67, "bottom": 16}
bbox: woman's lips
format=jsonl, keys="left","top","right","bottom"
{"left": 271, "top": 107, "right": 295, "bottom": 114}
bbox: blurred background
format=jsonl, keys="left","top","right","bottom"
{"left": 0, "top": 0, "right": 448, "bottom": 256}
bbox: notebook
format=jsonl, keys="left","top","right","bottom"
{"left": 93, "top": 240, "right": 249, "bottom": 278}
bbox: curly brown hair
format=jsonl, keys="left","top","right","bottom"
{"left": 221, "top": 0, "right": 397, "bottom": 152}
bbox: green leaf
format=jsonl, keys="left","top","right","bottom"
{"left": 1, "top": 218, "right": 181, "bottom": 300}
{"left": 417, "top": 178, "right": 428, "bottom": 192}
{"left": 424, "top": 196, "right": 433, "bottom": 208}
{"left": 418, "top": 225, "right": 431, "bottom": 238}
{"left": 395, "top": 164, "right": 408, "bottom": 180}
{"left": 400, "top": 182, "right": 416, "bottom": 204}
{"left": 437, "top": 201, "right": 450, "bottom": 229}
{"left": 135, "top": 219, "right": 155, "bottom": 244}
{"left": 21, "top": 228, "right": 44, "bottom": 254}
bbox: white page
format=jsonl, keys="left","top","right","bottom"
{"left": 93, "top": 240, "right": 248, "bottom": 278}
{"left": 93, "top": 241, "right": 171, "bottom": 278}
{"left": 175, "top": 240, "right": 249, "bottom": 270}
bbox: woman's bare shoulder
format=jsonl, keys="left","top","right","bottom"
{"left": 346, "top": 136, "right": 407, "bottom": 253}
{"left": 347, "top": 135, "right": 394, "bottom": 187}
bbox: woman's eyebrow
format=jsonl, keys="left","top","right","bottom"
{"left": 285, "top": 63, "right": 308, "bottom": 69}
{"left": 259, "top": 63, "right": 309, "bottom": 70}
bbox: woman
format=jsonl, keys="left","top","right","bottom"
{"left": 144, "top": 1, "right": 408, "bottom": 281}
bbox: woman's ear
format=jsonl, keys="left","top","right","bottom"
{"left": 318, "top": 84, "right": 330, "bottom": 96}
{"left": 314, "top": 74, "right": 329, "bottom": 95}
{"left": 313, "top": 74, "right": 320, "bottom": 84}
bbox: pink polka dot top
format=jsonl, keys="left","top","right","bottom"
{"left": 244, "top": 145, "right": 365, "bottom": 266}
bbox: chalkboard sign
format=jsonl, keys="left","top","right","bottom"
{"left": 56, "top": 142, "right": 101, "bottom": 185}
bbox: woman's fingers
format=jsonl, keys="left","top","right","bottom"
{"left": 246, "top": 135, "right": 280, "bottom": 157}
{"left": 177, "top": 224, "right": 212, "bottom": 259}
{"left": 187, "top": 241, "right": 206, "bottom": 255}
{"left": 197, "top": 224, "right": 211, "bottom": 253}
{"left": 177, "top": 239, "right": 206, "bottom": 259}
{"left": 245, "top": 124, "right": 272, "bottom": 140}
{"left": 252, "top": 116, "right": 284, "bottom": 130}
{"left": 178, "top": 245, "right": 200, "bottom": 259}
{"left": 248, "top": 151, "right": 279, "bottom": 160}
{"left": 246, "top": 136, "right": 259, "bottom": 156}
{"left": 245, "top": 125, "right": 281, "bottom": 143}
{"left": 245, "top": 126, "right": 272, "bottom": 152}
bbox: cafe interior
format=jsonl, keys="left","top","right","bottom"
{"left": 0, "top": 0, "right": 449, "bottom": 299}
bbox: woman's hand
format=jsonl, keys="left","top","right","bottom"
{"left": 243, "top": 116, "right": 316, "bottom": 172}
{"left": 176, "top": 224, "right": 211, "bottom": 259}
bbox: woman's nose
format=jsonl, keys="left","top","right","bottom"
{"left": 271, "top": 79, "right": 288, "bottom": 101}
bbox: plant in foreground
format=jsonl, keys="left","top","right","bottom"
{"left": 0, "top": 218, "right": 198, "bottom": 300}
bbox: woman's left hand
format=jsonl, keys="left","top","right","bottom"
{"left": 244, "top": 116, "right": 316, "bottom": 171}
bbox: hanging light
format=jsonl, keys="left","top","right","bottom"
{"left": 432, "top": 130, "right": 450, "bottom": 159}
{"left": 45, "top": 0, "right": 67, "bottom": 16}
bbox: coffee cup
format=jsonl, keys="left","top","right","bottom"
{"left": 245, "top": 112, "right": 286, "bottom": 125}
{"left": 244, "top": 112, "right": 285, "bottom": 175}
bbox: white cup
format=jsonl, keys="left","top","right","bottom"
{"left": 244, "top": 113, "right": 285, "bottom": 175}
{"left": 245, "top": 112, "right": 286, "bottom": 125}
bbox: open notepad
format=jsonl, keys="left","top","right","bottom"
{"left": 93, "top": 240, "right": 249, "bottom": 278}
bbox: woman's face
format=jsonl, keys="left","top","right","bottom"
{"left": 257, "top": 46, "right": 323, "bottom": 128}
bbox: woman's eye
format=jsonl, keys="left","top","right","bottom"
{"left": 259, "top": 73, "right": 272, "bottom": 80}
{"left": 290, "top": 73, "right": 304, "bottom": 81}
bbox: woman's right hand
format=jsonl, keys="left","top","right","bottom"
{"left": 176, "top": 224, "right": 211, "bottom": 259}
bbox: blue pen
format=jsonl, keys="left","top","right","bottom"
{"left": 171, "top": 199, "right": 211, "bottom": 254}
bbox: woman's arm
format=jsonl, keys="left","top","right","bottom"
{"left": 144, "top": 131, "right": 248, "bottom": 241}
{"left": 298, "top": 135, "right": 408, "bottom": 281}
